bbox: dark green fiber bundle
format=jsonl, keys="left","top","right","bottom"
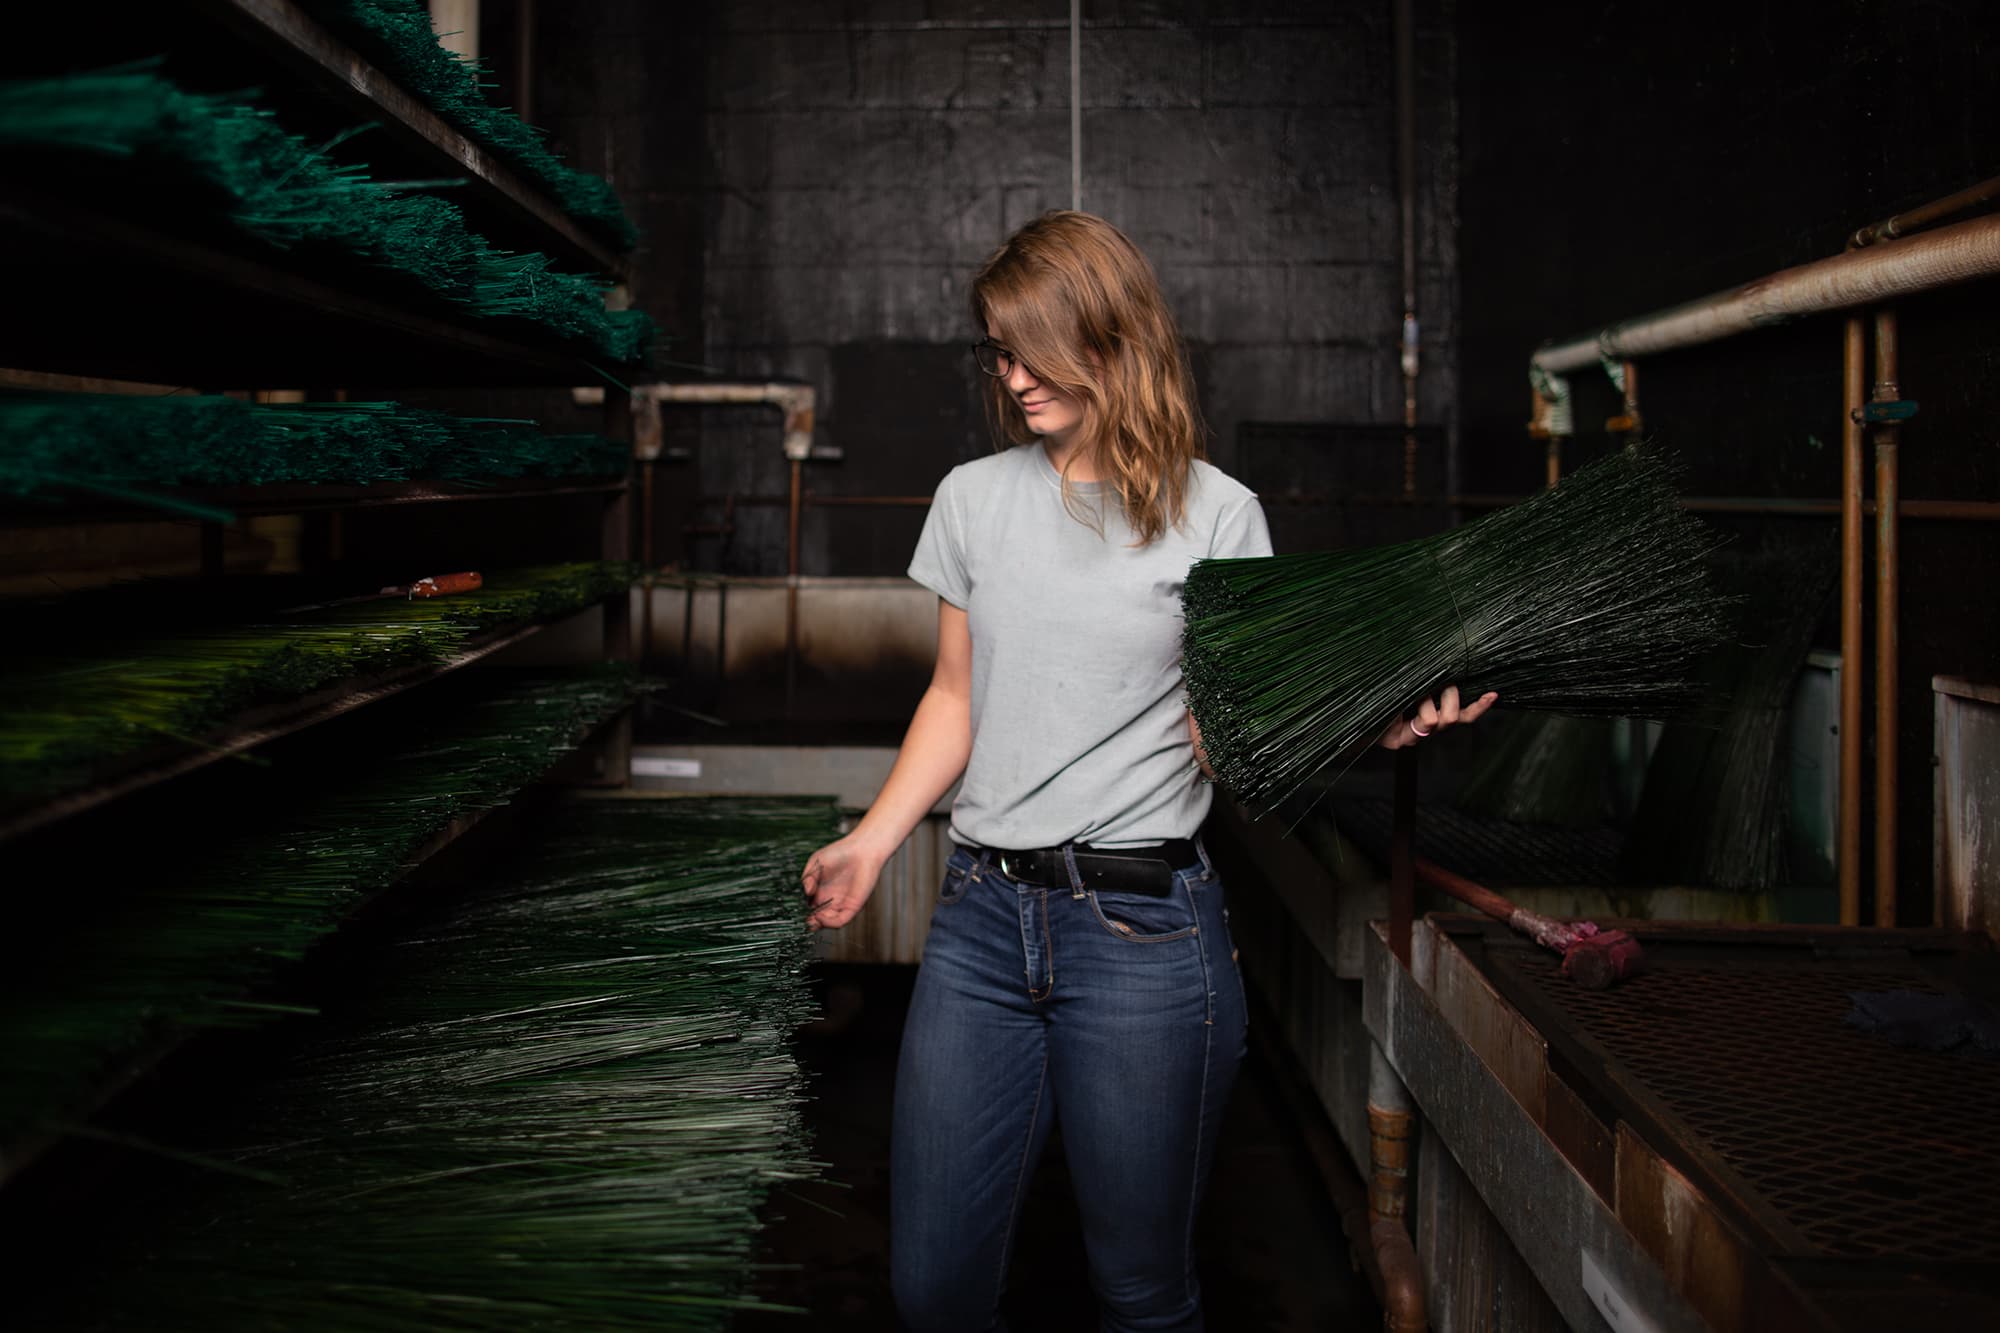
{"left": 0, "top": 665, "right": 639, "bottom": 1149}
{"left": 0, "top": 561, "right": 636, "bottom": 800}
{"left": 0, "top": 392, "right": 628, "bottom": 513}
{"left": 301, "top": 0, "right": 638, "bottom": 250}
{"left": 29, "top": 797, "right": 831, "bottom": 1331}
{"left": 1184, "top": 449, "right": 1732, "bottom": 814}
{"left": 1619, "top": 541, "right": 1837, "bottom": 888}
{"left": 0, "top": 68, "right": 651, "bottom": 364}
{"left": 1454, "top": 712, "right": 1614, "bottom": 829}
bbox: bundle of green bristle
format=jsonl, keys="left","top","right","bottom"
{"left": 0, "top": 561, "right": 636, "bottom": 800}
{"left": 302, "top": 0, "right": 638, "bottom": 250}
{"left": 1621, "top": 542, "right": 1837, "bottom": 888}
{"left": 0, "top": 391, "right": 628, "bottom": 515}
{"left": 23, "top": 796, "right": 830, "bottom": 1331}
{"left": 0, "top": 66, "right": 651, "bottom": 364}
{"left": 1184, "top": 449, "right": 1732, "bottom": 813}
{"left": 0, "top": 665, "right": 638, "bottom": 1147}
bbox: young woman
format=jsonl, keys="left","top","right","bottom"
{"left": 800, "top": 211, "right": 1492, "bottom": 1332}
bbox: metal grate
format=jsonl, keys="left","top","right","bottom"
{"left": 1495, "top": 941, "right": 2000, "bottom": 1263}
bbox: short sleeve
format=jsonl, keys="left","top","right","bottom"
{"left": 908, "top": 467, "right": 972, "bottom": 608}
{"left": 1208, "top": 493, "right": 1274, "bottom": 559}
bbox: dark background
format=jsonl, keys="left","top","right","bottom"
{"left": 478, "top": 0, "right": 1998, "bottom": 919}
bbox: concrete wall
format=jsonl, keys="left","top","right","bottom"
{"left": 515, "top": 0, "right": 1459, "bottom": 580}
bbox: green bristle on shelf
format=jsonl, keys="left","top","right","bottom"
{"left": 1183, "top": 449, "right": 1733, "bottom": 814}
{"left": 0, "top": 393, "right": 629, "bottom": 513}
{"left": 0, "top": 561, "right": 637, "bottom": 801}
{"left": 0, "top": 665, "right": 640, "bottom": 1147}
{"left": 302, "top": 0, "right": 639, "bottom": 249}
{"left": 22, "top": 796, "right": 830, "bottom": 1331}
{"left": 0, "top": 67, "right": 651, "bottom": 365}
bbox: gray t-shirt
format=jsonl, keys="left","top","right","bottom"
{"left": 907, "top": 443, "right": 1273, "bottom": 849}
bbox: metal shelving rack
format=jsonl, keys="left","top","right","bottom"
{"left": 0, "top": 0, "right": 639, "bottom": 1177}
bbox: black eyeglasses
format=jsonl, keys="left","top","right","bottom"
{"left": 972, "top": 337, "right": 1020, "bottom": 379}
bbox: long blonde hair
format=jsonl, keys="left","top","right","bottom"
{"left": 970, "top": 211, "right": 1206, "bottom": 545}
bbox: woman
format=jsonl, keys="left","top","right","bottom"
{"left": 801, "top": 211, "right": 1492, "bottom": 1332}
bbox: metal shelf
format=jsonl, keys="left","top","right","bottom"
{"left": 0, "top": 476, "right": 629, "bottom": 526}
{"left": 0, "top": 188, "right": 614, "bottom": 388}
{"left": 0, "top": 608, "right": 606, "bottom": 842}
{"left": 189, "top": 0, "right": 630, "bottom": 281}
{"left": 0, "top": 700, "right": 633, "bottom": 1189}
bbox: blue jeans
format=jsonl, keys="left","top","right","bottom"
{"left": 890, "top": 841, "right": 1248, "bottom": 1332}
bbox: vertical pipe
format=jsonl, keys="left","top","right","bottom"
{"left": 1544, "top": 435, "right": 1561, "bottom": 489}
{"left": 1069, "top": 0, "right": 1082, "bottom": 211}
{"left": 1367, "top": 1041, "right": 1428, "bottom": 1332}
{"left": 785, "top": 456, "right": 803, "bottom": 717}
{"left": 639, "top": 458, "right": 656, "bottom": 668}
{"left": 1872, "top": 309, "right": 1900, "bottom": 926}
{"left": 1394, "top": 0, "right": 1419, "bottom": 497}
{"left": 514, "top": 0, "right": 537, "bottom": 123}
{"left": 1839, "top": 316, "right": 1866, "bottom": 926}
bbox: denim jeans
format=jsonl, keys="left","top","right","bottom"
{"left": 890, "top": 841, "right": 1249, "bottom": 1332}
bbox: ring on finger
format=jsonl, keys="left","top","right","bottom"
{"left": 1408, "top": 720, "right": 1431, "bottom": 738}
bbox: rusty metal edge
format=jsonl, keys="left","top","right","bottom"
{"left": 1363, "top": 920, "right": 1733, "bottom": 1333}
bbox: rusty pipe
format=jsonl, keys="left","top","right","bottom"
{"left": 1839, "top": 316, "right": 1866, "bottom": 927}
{"left": 1368, "top": 1042, "right": 1428, "bottom": 1333}
{"left": 1851, "top": 174, "right": 2000, "bottom": 249}
{"left": 785, "top": 457, "right": 802, "bottom": 717}
{"left": 1871, "top": 309, "right": 1900, "bottom": 926}
{"left": 1533, "top": 210, "right": 2000, "bottom": 374}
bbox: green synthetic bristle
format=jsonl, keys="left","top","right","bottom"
{"left": 0, "top": 67, "right": 651, "bottom": 365}
{"left": 301, "top": 0, "right": 639, "bottom": 250}
{"left": 0, "top": 665, "right": 641, "bottom": 1150}
{"left": 1183, "top": 448, "right": 1734, "bottom": 815}
{"left": 0, "top": 561, "right": 637, "bottom": 801}
{"left": 1454, "top": 712, "right": 1614, "bottom": 829}
{"left": 1620, "top": 541, "right": 1838, "bottom": 889}
{"left": 23, "top": 796, "right": 832, "bottom": 1331}
{"left": 0, "top": 392, "right": 628, "bottom": 513}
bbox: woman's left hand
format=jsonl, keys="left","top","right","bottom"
{"left": 1379, "top": 685, "right": 1497, "bottom": 750}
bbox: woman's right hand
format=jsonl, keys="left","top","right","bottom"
{"left": 802, "top": 831, "right": 892, "bottom": 931}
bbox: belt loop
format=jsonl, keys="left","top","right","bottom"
{"left": 1194, "top": 833, "right": 1215, "bottom": 879}
{"left": 972, "top": 846, "right": 993, "bottom": 882}
{"left": 1059, "top": 842, "right": 1087, "bottom": 899}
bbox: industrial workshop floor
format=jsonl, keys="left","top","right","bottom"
{"left": 743, "top": 963, "right": 1377, "bottom": 1331}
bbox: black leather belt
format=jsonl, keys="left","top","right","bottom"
{"left": 973, "top": 839, "right": 1201, "bottom": 896}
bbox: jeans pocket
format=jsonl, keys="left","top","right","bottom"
{"left": 938, "top": 848, "right": 978, "bottom": 905}
{"left": 1086, "top": 886, "right": 1198, "bottom": 942}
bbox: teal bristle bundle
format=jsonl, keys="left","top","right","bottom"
{"left": 302, "top": 0, "right": 639, "bottom": 250}
{"left": 0, "top": 67, "right": 652, "bottom": 364}
{"left": 18, "top": 794, "right": 832, "bottom": 1331}
{"left": 1183, "top": 448, "right": 1734, "bottom": 814}
{"left": 0, "top": 392, "right": 629, "bottom": 513}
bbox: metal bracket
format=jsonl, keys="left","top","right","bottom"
{"left": 1853, "top": 399, "right": 1919, "bottom": 424}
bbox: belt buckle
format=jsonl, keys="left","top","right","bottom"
{"left": 998, "top": 850, "right": 1025, "bottom": 882}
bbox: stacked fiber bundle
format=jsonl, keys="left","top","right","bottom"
{"left": 0, "top": 665, "right": 639, "bottom": 1148}
{"left": 24, "top": 796, "right": 831, "bottom": 1331}
{"left": 303, "top": 0, "right": 638, "bottom": 250}
{"left": 0, "top": 392, "right": 629, "bottom": 515}
{"left": 1184, "top": 449, "right": 1731, "bottom": 814}
{"left": 1620, "top": 542, "right": 1837, "bottom": 888}
{"left": 0, "top": 561, "right": 636, "bottom": 802}
{"left": 0, "top": 67, "right": 652, "bottom": 365}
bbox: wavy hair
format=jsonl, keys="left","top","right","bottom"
{"left": 970, "top": 211, "right": 1207, "bottom": 545}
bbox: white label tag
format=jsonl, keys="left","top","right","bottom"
{"left": 633, "top": 757, "right": 702, "bottom": 779}
{"left": 1581, "top": 1251, "right": 1660, "bottom": 1333}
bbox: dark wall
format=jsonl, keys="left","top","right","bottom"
{"left": 519, "top": 0, "right": 1457, "bottom": 577}
{"left": 1456, "top": 1, "right": 2000, "bottom": 918}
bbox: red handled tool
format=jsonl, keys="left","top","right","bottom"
{"left": 278, "top": 571, "right": 484, "bottom": 615}
{"left": 1415, "top": 856, "right": 1643, "bottom": 989}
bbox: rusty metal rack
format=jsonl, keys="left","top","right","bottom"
{"left": 1368, "top": 916, "right": 2000, "bottom": 1333}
